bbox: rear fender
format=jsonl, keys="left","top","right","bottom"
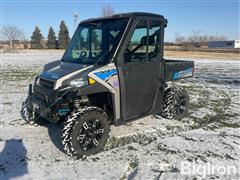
{"left": 164, "top": 60, "right": 194, "bottom": 81}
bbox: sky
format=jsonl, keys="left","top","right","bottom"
{"left": 1, "top": 0, "right": 239, "bottom": 42}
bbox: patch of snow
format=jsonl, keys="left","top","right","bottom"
{"left": 0, "top": 51, "right": 239, "bottom": 179}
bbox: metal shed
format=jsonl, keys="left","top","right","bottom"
{"left": 208, "top": 40, "right": 240, "bottom": 48}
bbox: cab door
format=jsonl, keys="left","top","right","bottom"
{"left": 117, "top": 18, "right": 164, "bottom": 121}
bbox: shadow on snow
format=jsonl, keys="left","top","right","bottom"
{"left": 0, "top": 139, "right": 28, "bottom": 180}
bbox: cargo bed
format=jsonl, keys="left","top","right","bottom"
{"left": 164, "top": 59, "right": 194, "bottom": 81}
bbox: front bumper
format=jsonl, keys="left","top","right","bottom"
{"left": 27, "top": 95, "right": 58, "bottom": 124}
{"left": 27, "top": 84, "right": 72, "bottom": 123}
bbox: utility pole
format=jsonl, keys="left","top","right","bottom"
{"left": 74, "top": 12, "right": 79, "bottom": 31}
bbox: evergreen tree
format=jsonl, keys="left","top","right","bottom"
{"left": 31, "top": 26, "right": 44, "bottom": 49}
{"left": 58, "top": 21, "right": 70, "bottom": 49}
{"left": 47, "top": 27, "right": 57, "bottom": 49}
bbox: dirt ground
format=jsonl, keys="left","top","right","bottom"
{"left": 0, "top": 50, "right": 239, "bottom": 179}
{"left": 165, "top": 50, "right": 240, "bottom": 60}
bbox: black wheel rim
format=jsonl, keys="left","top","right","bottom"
{"left": 175, "top": 95, "right": 187, "bottom": 115}
{"left": 77, "top": 119, "right": 104, "bottom": 151}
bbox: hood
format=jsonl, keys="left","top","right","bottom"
{"left": 41, "top": 62, "right": 92, "bottom": 80}
{"left": 40, "top": 61, "right": 94, "bottom": 89}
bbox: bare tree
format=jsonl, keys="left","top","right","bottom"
{"left": 185, "top": 30, "right": 202, "bottom": 52}
{"left": 198, "top": 34, "right": 209, "bottom": 46}
{"left": 209, "top": 34, "right": 227, "bottom": 41}
{"left": 102, "top": 5, "right": 115, "bottom": 17}
{"left": 175, "top": 33, "right": 186, "bottom": 45}
{"left": 188, "top": 30, "right": 202, "bottom": 45}
{"left": 1, "top": 24, "right": 25, "bottom": 47}
{"left": 173, "top": 30, "right": 228, "bottom": 51}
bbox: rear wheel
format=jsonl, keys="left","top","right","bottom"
{"left": 162, "top": 87, "right": 189, "bottom": 120}
{"left": 62, "top": 106, "right": 110, "bottom": 158}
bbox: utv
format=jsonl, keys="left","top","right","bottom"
{"left": 22, "top": 12, "right": 194, "bottom": 158}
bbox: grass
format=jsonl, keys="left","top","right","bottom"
{"left": 105, "top": 133, "right": 157, "bottom": 150}
{"left": 119, "top": 156, "right": 139, "bottom": 180}
{"left": 165, "top": 49, "right": 240, "bottom": 60}
{"left": 104, "top": 84, "right": 239, "bottom": 150}
{"left": 187, "top": 86, "right": 240, "bottom": 130}
{"left": 2, "top": 102, "right": 13, "bottom": 106}
{"left": 156, "top": 144, "right": 180, "bottom": 154}
{"left": 0, "top": 69, "right": 40, "bottom": 81}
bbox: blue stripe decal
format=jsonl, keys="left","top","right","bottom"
{"left": 173, "top": 68, "right": 193, "bottom": 80}
{"left": 94, "top": 69, "right": 117, "bottom": 81}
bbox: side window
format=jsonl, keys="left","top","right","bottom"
{"left": 124, "top": 20, "right": 148, "bottom": 63}
{"left": 149, "top": 20, "right": 161, "bottom": 60}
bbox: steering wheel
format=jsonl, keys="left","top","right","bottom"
{"left": 80, "top": 51, "right": 87, "bottom": 57}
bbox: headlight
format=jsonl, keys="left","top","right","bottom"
{"left": 69, "top": 78, "right": 88, "bottom": 87}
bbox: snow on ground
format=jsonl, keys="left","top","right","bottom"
{"left": 0, "top": 51, "right": 240, "bottom": 179}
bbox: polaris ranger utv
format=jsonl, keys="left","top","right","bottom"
{"left": 22, "top": 12, "right": 194, "bottom": 158}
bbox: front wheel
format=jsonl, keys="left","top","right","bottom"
{"left": 21, "top": 100, "right": 35, "bottom": 124}
{"left": 62, "top": 106, "right": 110, "bottom": 158}
{"left": 162, "top": 87, "right": 189, "bottom": 120}
{"left": 21, "top": 98, "right": 47, "bottom": 125}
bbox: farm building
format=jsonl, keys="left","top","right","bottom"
{"left": 208, "top": 40, "right": 240, "bottom": 49}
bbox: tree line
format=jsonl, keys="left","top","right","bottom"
{"left": 30, "top": 5, "right": 115, "bottom": 50}
{"left": 166, "top": 30, "right": 228, "bottom": 51}
{"left": 31, "top": 20, "right": 70, "bottom": 49}
{"left": 175, "top": 30, "right": 228, "bottom": 47}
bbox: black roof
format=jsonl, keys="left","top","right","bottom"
{"left": 81, "top": 12, "right": 166, "bottom": 24}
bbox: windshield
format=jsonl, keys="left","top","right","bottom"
{"left": 62, "top": 18, "right": 128, "bottom": 64}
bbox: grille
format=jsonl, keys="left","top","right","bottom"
{"left": 39, "top": 78, "right": 54, "bottom": 89}
{"left": 35, "top": 91, "right": 46, "bottom": 102}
